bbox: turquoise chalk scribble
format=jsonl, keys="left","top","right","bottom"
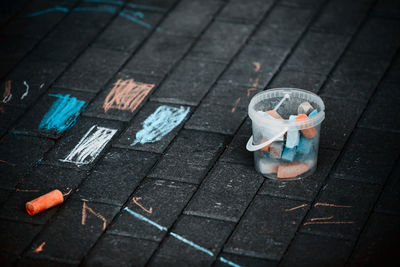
{"left": 131, "top": 105, "right": 190, "bottom": 146}
{"left": 39, "top": 94, "right": 86, "bottom": 133}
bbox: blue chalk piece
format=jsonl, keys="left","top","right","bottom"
{"left": 297, "top": 136, "right": 314, "bottom": 154}
{"left": 39, "top": 94, "right": 86, "bottom": 133}
{"left": 282, "top": 147, "right": 296, "bottom": 162}
{"left": 308, "top": 109, "right": 318, "bottom": 117}
{"left": 285, "top": 115, "right": 299, "bottom": 148}
{"left": 131, "top": 105, "right": 190, "bottom": 146}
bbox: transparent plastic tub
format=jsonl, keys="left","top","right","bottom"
{"left": 246, "top": 88, "right": 325, "bottom": 180}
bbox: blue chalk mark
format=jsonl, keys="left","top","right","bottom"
{"left": 124, "top": 207, "right": 167, "bottom": 232}
{"left": 127, "top": 3, "right": 166, "bottom": 12}
{"left": 282, "top": 146, "right": 296, "bottom": 162}
{"left": 131, "top": 105, "right": 190, "bottom": 146}
{"left": 121, "top": 9, "right": 144, "bottom": 18}
{"left": 309, "top": 109, "right": 318, "bottom": 117}
{"left": 170, "top": 232, "right": 214, "bottom": 256}
{"left": 219, "top": 257, "right": 242, "bottom": 267}
{"left": 39, "top": 94, "right": 86, "bottom": 133}
{"left": 119, "top": 10, "right": 152, "bottom": 29}
{"left": 297, "top": 136, "right": 313, "bottom": 154}
{"left": 83, "top": 0, "right": 124, "bottom": 5}
{"left": 27, "top": 6, "right": 69, "bottom": 17}
{"left": 285, "top": 115, "right": 299, "bottom": 148}
{"left": 73, "top": 5, "right": 116, "bottom": 13}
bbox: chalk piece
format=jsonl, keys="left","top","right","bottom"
{"left": 260, "top": 138, "right": 270, "bottom": 152}
{"left": 26, "top": 190, "right": 64, "bottom": 216}
{"left": 298, "top": 101, "right": 314, "bottom": 115}
{"left": 308, "top": 109, "right": 318, "bottom": 117}
{"left": 265, "top": 110, "right": 283, "bottom": 120}
{"left": 277, "top": 162, "right": 310, "bottom": 179}
{"left": 285, "top": 115, "right": 299, "bottom": 148}
{"left": 258, "top": 111, "right": 284, "bottom": 141}
{"left": 258, "top": 158, "right": 279, "bottom": 174}
{"left": 297, "top": 135, "right": 313, "bottom": 154}
{"left": 282, "top": 146, "right": 296, "bottom": 162}
{"left": 296, "top": 114, "right": 317, "bottom": 139}
{"left": 269, "top": 141, "right": 284, "bottom": 158}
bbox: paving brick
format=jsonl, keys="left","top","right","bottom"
{"left": 55, "top": 47, "right": 129, "bottom": 93}
{"left": 189, "top": 21, "right": 253, "bottom": 63}
{"left": 374, "top": 81, "right": 400, "bottom": 99}
{"left": 284, "top": 32, "right": 349, "bottom": 75}
{"left": 280, "top": 233, "right": 353, "bottom": 267}
{"left": 0, "top": 220, "right": 43, "bottom": 255}
{"left": 349, "top": 212, "right": 400, "bottom": 266}
{"left": 331, "top": 128, "right": 400, "bottom": 184}
{"left": 83, "top": 233, "right": 158, "bottom": 267}
{"left": 25, "top": 200, "right": 119, "bottom": 263}
{"left": 300, "top": 178, "right": 380, "bottom": 240}
{"left": 93, "top": 11, "right": 163, "bottom": 52}
{"left": 220, "top": 134, "right": 253, "bottom": 165}
{"left": 321, "top": 53, "right": 390, "bottom": 101}
{"left": 278, "top": 0, "right": 325, "bottom": 9}
{"left": 269, "top": 70, "right": 325, "bottom": 93}
{"left": 149, "top": 130, "right": 227, "bottom": 184}
{"left": 114, "top": 101, "right": 190, "bottom": 153}
{"left": 217, "top": 0, "right": 274, "bottom": 24}
{"left": 250, "top": 5, "right": 314, "bottom": 49}
{"left": 13, "top": 88, "right": 94, "bottom": 139}
{"left": 259, "top": 149, "right": 339, "bottom": 202}
{"left": 184, "top": 162, "right": 263, "bottom": 222}
{"left": 348, "top": 18, "right": 400, "bottom": 59}
{"left": 0, "top": 251, "right": 18, "bottom": 267}
{"left": 184, "top": 103, "right": 247, "bottom": 135}
{"left": 17, "top": 257, "right": 76, "bottom": 267}
{"left": 127, "top": 0, "right": 178, "bottom": 12}
{"left": 151, "top": 58, "right": 226, "bottom": 105}
{"left": 219, "top": 45, "right": 289, "bottom": 88}
{"left": 384, "top": 53, "right": 400, "bottom": 84}
{"left": 0, "top": 135, "right": 54, "bottom": 190}
{"left": 84, "top": 72, "right": 163, "bottom": 122}
{"left": 17, "top": 164, "right": 87, "bottom": 193}
{"left": 123, "top": 32, "right": 194, "bottom": 76}
{"left": 311, "top": 0, "right": 372, "bottom": 35}
{"left": 109, "top": 179, "right": 196, "bottom": 241}
{"left": 1, "top": 59, "right": 68, "bottom": 108}
{"left": 0, "top": 189, "right": 11, "bottom": 207}
{"left": 159, "top": 0, "right": 222, "bottom": 37}
{"left": 43, "top": 117, "right": 123, "bottom": 171}
{"left": 224, "top": 195, "right": 309, "bottom": 260}
{"left": 72, "top": 148, "right": 158, "bottom": 206}
{"left": 0, "top": 105, "right": 24, "bottom": 137}
{"left": 319, "top": 95, "right": 365, "bottom": 150}
{"left": 375, "top": 163, "right": 400, "bottom": 216}
{"left": 215, "top": 252, "right": 278, "bottom": 267}
{"left": 148, "top": 215, "right": 235, "bottom": 266}
{"left": 372, "top": 0, "right": 400, "bottom": 19}
{"left": 359, "top": 94, "right": 400, "bottom": 133}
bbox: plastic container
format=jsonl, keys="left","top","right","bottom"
{"left": 246, "top": 88, "right": 325, "bottom": 180}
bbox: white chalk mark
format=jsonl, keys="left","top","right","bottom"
{"left": 40, "top": 83, "right": 45, "bottom": 89}
{"left": 60, "top": 125, "right": 117, "bottom": 166}
{"left": 20, "top": 81, "right": 29, "bottom": 100}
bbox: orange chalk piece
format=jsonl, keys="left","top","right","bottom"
{"left": 260, "top": 138, "right": 270, "bottom": 152}
{"left": 277, "top": 162, "right": 310, "bottom": 179}
{"left": 296, "top": 114, "right": 317, "bottom": 139}
{"left": 26, "top": 190, "right": 64, "bottom": 216}
{"left": 265, "top": 110, "right": 283, "bottom": 120}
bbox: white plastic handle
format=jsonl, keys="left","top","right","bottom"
{"left": 246, "top": 127, "right": 288, "bottom": 152}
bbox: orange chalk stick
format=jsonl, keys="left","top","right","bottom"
{"left": 260, "top": 138, "right": 270, "bottom": 152}
{"left": 26, "top": 190, "right": 64, "bottom": 216}
{"left": 265, "top": 110, "right": 283, "bottom": 120}
{"left": 277, "top": 162, "right": 310, "bottom": 179}
{"left": 296, "top": 114, "right": 317, "bottom": 139}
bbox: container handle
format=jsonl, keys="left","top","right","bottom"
{"left": 246, "top": 127, "right": 288, "bottom": 152}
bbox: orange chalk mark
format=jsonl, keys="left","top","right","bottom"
{"left": 103, "top": 79, "right": 154, "bottom": 113}
{"left": 310, "top": 216, "right": 334, "bottom": 221}
{"left": 231, "top": 97, "right": 241, "bottom": 113}
{"left": 63, "top": 188, "right": 72, "bottom": 197}
{"left": 253, "top": 62, "right": 261, "bottom": 72}
{"left": 81, "top": 201, "right": 107, "bottom": 230}
{"left": 132, "top": 197, "right": 153, "bottom": 214}
{"left": 0, "top": 159, "right": 16, "bottom": 166}
{"left": 303, "top": 221, "right": 355, "bottom": 226}
{"left": 314, "top": 202, "right": 352, "bottom": 208}
{"left": 32, "top": 242, "right": 46, "bottom": 253}
{"left": 284, "top": 203, "right": 308, "bottom": 212}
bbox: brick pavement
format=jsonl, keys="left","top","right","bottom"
{"left": 0, "top": 0, "right": 399, "bottom": 266}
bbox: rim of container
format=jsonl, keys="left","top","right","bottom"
{"left": 248, "top": 88, "right": 326, "bottom": 129}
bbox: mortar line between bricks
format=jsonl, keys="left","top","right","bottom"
{"left": 16, "top": 0, "right": 150, "bottom": 262}
{"left": 276, "top": 0, "right": 390, "bottom": 264}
